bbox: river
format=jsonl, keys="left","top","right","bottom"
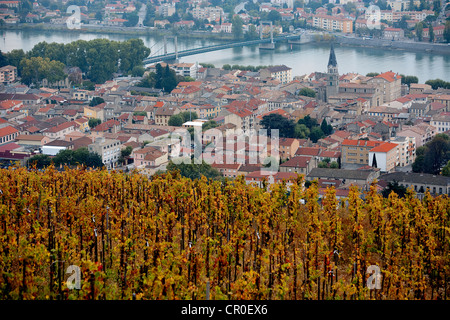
{"left": 1, "top": 29, "right": 450, "bottom": 83}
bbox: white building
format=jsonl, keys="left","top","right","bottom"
{"left": 88, "top": 137, "right": 121, "bottom": 169}
{"left": 430, "top": 113, "right": 450, "bottom": 133}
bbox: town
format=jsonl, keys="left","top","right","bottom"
{"left": 1, "top": 33, "right": 450, "bottom": 199}
{"left": 0, "top": 0, "right": 449, "bottom": 43}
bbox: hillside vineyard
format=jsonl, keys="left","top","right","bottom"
{"left": 0, "top": 166, "right": 449, "bottom": 300}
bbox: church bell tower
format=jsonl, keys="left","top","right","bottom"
{"left": 326, "top": 43, "right": 339, "bottom": 102}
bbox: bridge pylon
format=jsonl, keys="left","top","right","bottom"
{"left": 163, "top": 35, "right": 179, "bottom": 63}
{"left": 259, "top": 20, "right": 275, "bottom": 50}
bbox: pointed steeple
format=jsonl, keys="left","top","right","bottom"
{"left": 328, "top": 43, "right": 337, "bottom": 68}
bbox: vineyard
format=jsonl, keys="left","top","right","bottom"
{"left": 0, "top": 166, "right": 449, "bottom": 300}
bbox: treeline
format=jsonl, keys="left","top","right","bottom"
{"left": 27, "top": 147, "right": 103, "bottom": 169}
{"left": 222, "top": 64, "right": 274, "bottom": 72}
{"left": 261, "top": 114, "right": 332, "bottom": 143}
{"left": 0, "top": 38, "right": 150, "bottom": 84}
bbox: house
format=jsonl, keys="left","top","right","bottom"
{"left": 279, "top": 138, "right": 301, "bottom": 160}
{"left": 43, "top": 121, "right": 76, "bottom": 140}
{"left": 368, "top": 142, "right": 398, "bottom": 173}
{"left": 307, "top": 167, "right": 380, "bottom": 189}
{"left": 155, "top": 106, "right": 180, "bottom": 126}
{"left": 15, "top": 134, "right": 51, "bottom": 147}
{"left": 42, "top": 139, "right": 74, "bottom": 156}
{"left": 90, "top": 119, "right": 121, "bottom": 138}
{"left": 367, "top": 71, "right": 402, "bottom": 104}
{"left": 430, "top": 113, "right": 450, "bottom": 133}
{"left": 84, "top": 106, "right": 105, "bottom": 122}
{"left": 211, "top": 163, "right": 242, "bottom": 178}
{"left": 0, "top": 125, "right": 19, "bottom": 145}
{"left": 383, "top": 27, "right": 404, "bottom": 40}
{"left": 133, "top": 146, "right": 168, "bottom": 168}
{"left": 279, "top": 155, "right": 315, "bottom": 175}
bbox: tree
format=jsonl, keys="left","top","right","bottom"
{"left": 321, "top": 119, "right": 332, "bottom": 135}
{"left": 161, "top": 64, "right": 178, "bottom": 92}
{"left": 294, "top": 123, "right": 310, "bottom": 139}
{"left": 415, "top": 22, "right": 424, "bottom": 41}
{"left": 372, "top": 153, "right": 378, "bottom": 168}
{"left": 19, "top": 56, "right": 65, "bottom": 86}
{"left": 429, "top": 24, "right": 434, "bottom": 42}
{"left": 260, "top": 113, "right": 296, "bottom": 138}
{"left": 168, "top": 114, "right": 184, "bottom": 126}
{"left": 310, "top": 127, "right": 325, "bottom": 143}
{"left": 442, "top": 160, "right": 450, "bottom": 176}
{"left": 412, "top": 134, "right": 450, "bottom": 174}
{"left": 297, "top": 87, "right": 316, "bottom": 97}
{"left": 27, "top": 154, "right": 51, "bottom": 169}
{"left": 232, "top": 15, "right": 244, "bottom": 39}
{"left": 267, "top": 10, "right": 282, "bottom": 23}
{"left": 88, "top": 118, "right": 102, "bottom": 129}
{"left": 400, "top": 75, "right": 419, "bottom": 86}
{"left": 381, "top": 181, "right": 407, "bottom": 198}
{"left": 89, "top": 97, "right": 105, "bottom": 107}
{"left": 366, "top": 72, "right": 379, "bottom": 77}
{"left": 123, "top": 12, "right": 139, "bottom": 27}
{"left": 444, "top": 21, "right": 450, "bottom": 43}
{"left": 425, "top": 78, "right": 450, "bottom": 90}
{"left": 166, "top": 160, "right": 223, "bottom": 180}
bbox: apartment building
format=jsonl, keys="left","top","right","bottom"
{"left": 368, "top": 142, "right": 399, "bottom": 173}
{"left": 88, "top": 137, "right": 121, "bottom": 169}
{"left": 0, "top": 65, "right": 17, "bottom": 84}
{"left": 341, "top": 139, "right": 382, "bottom": 168}
{"left": 158, "top": 3, "right": 176, "bottom": 17}
{"left": 312, "top": 14, "right": 353, "bottom": 33}
{"left": 259, "top": 65, "right": 293, "bottom": 84}
{"left": 390, "top": 136, "right": 415, "bottom": 167}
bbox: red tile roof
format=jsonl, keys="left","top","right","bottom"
{"left": 370, "top": 142, "right": 397, "bottom": 153}
{"left": 0, "top": 125, "right": 18, "bottom": 138}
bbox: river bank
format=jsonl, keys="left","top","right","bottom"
{"left": 334, "top": 34, "right": 450, "bottom": 55}
{"left": 0, "top": 23, "right": 237, "bottom": 41}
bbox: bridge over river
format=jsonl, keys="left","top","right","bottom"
{"left": 142, "top": 32, "right": 313, "bottom": 65}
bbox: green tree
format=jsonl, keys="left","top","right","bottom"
{"left": 425, "top": 78, "right": 450, "bottom": 90}
{"left": 444, "top": 21, "right": 450, "bottom": 43}
{"left": 27, "top": 154, "right": 52, "bottom": 169}
{"left": 88, "top": 118, "right": 102, "bottom": 129}
{"left": 412, "top": 134, "right": 450, "bottom": 174}
{"left": 429, "top": 24, "right": 434, "bottom": 42}
{"left": 168, "top": 114, "right": 184, "bottom": 126}
{"left": 442, "top": 160, "right": 450, "bottom": 176}
{"left": 267, "top": 10, "right": 282, "bottom": 23}
{"left": 415, "top": 22, "right": 424, "bottom": 41}
{"left": 366, "top": 72, "right": 380, "bottom": 77}
{"left": 19, "top": 56, "right": 65, "bottom": 86}
{"left": 294, "top": 123, "right": 310, "bottom": 139}
{"left": 123, "top": 12, "right": 139, "bottom": 27}
{"left": 166, "top": 160, "right": 223, "bottom": 180}
{"left": 297, "top": 87, "right": 316, "bottom": 97}
{"left": 260, "top": 113, "right": 296, "bottom": 138}
{"left": 161, "top": 64, "right": 178, "bottom": 92}
{"left": 321, "top": 119, "right": 332, "bottom": 135}
{"left": 245, "top": 24, "right": 259, "bottom": 40}
{"left": 89, "top": 97, "right": 105, "bottom": 107}
{"left": 231, "top": 15, "right": 244, "bottom": 39}
{"left": 310, "top": 127, "right": 325, "bottom": 143}
{"left": 400, "top": 75, "right": 419, "bottom": 86}
{"left": 381, "top": 181, "right": 407, "bottom": 198}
